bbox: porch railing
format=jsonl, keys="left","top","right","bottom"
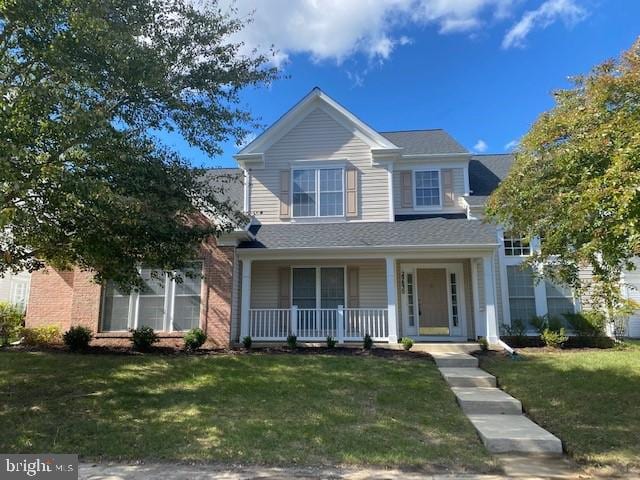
{"left": 248, "top": 306, "right": 389, "bottom": 342}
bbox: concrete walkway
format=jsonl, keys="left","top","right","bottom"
{"left": 432, "top": 352, "right": 562, "bottom": 455}
{"left": 79, "top": 461, "right": 586, "bottom": 480}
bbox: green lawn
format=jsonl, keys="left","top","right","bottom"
{"left": 0, "top": 351, "right": 493, "bottom": 471}
{"left": 481, "top": 341, "right": 640, "bottom": 473}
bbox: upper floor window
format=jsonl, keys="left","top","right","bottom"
{"left": 504, "top": 234, "right": 531, "bottom": 256}
{"left": 292, "top": 168, "right": 344, "bottom": 218}
{"left": 414, "top": 170, "right": 441, "bottom": 208}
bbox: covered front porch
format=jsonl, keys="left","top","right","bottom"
{"left": 238, "top": 248, "right": 501, "bottom": 344}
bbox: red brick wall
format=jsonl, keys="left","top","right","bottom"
{"left": 25, "top": 242, "right": 236, "bottom": 347}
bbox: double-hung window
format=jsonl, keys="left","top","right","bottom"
{"left": 101, "top": 263, "right": 203, "bottom": 332}
{"left": 292, "top": 168, "right": 344, "bottom": 217}
{"left": 414, "top": 170, "right": 441, "bottom": 207}
{"left": 506, "top": 265, "right": 537, "bottom": 325}
{"left": 504, "top": 234, "right": 531, "bottom": 256}
{"left": 545, "top": 281, "right": 575, "bottom": 317}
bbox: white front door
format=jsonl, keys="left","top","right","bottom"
{"left": 401, "top": 263, "right": 466, "bottom": 338}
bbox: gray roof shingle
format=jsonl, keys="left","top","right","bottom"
{"left": 201, "top": 168, "right": 244, "bottom": 209}
{"left": 380, "top": 130, "right": 468, "bottom": 155}
{"left": 469, "top": 154, "right": 515, "bottom": 196}
{"left": 239, "top": 218, "right": 497, "bottom": 250}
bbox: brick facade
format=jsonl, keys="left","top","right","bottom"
{"left": 25, "top": 240, "right": 236, "bottom": 348}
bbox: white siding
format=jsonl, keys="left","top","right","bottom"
{"left": 358, "top": 263, "right": 387, "bottom": 308}
{"left": 623, "top": 259, "right": 640, "bottom": 338}
{"left": 393, "top": 162, "right": 468, "bottom": 216}
{"left": 250, "top": 108, "right": 390, "bottom": 224}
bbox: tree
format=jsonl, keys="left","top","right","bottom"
{"left": 487, "top": 38, "right": 640, "bottom": 310}
{"left": 0, "top": 0, "right": 277, "bottom": 288}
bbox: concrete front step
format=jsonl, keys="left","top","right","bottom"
{"left": 431, "top": 352, "right": 478, "bottom": 368}
{"left": 468, "top": 414, "right": 563, "bottom": 455}
{"left": 414, "top": 342, "right": 479, "bottom": 354}
{"left": 439, "top": 367, "right": 497, "bottom": 387}
{"left": 452, "top": 387, "right": 522, "bottom": 415}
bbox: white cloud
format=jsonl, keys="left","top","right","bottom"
{"left": 212, "top": 0, "right": 520, "bottom": 66}
{"left": 502, "top": 0, "right": 586, "bottom": 49}
{"left": 473, "top": 139, "right": 489, "bottom": 152}
{"left": 504, "top": 139, "right": 519, "bottom": 151}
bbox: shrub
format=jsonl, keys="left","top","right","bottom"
{"left": 22, "top": 325, "right": 61, "bottom": 347}
{"left": 530, "top": 315, "right": 547, "bottom": 335}
{"left": 326, "top": 336, "right": 337, "bottom": 348}
{"left": 286, "top": 334, "right": 297, "bottom": 349}
{"left": 242, "top": 335, "right": 252, "bottom": 349}
{"left": 400, "top": 337, "right": 413, "bottom": 351}
{"left": 563, "top": 311, "right": 606, "bottom": 337}
{"left": 531, "top": 314, "right": 564, "bottom": 334}
{"left": 130, "top": 326, "right": 159, "bottom": 351}
{"left": 363, "top": 333, "right": 373, "bottom": 350}
{"left": 478, "top": 337, "right": 489, "bottom": 351}
{"left": 0, "top": 302, "right": 24, "bottom": 346}
{"left": 501, "top": 319, "right": 528, "bottom": 342}
{"left": 541, "top": 328, "right": 568, "bottom": 348}
{"left": 63, "top": 326, "right": 93, "bottom": 352}
{"left": 184, "top": 328, "right": 207, "bottom": 351}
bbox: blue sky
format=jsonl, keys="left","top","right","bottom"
{"left": 160, "top": 0, "right": 640, "bottom": 168}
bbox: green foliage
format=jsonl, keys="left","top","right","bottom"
{"left": 478, "top": 337, "right": 489, "bottom": 352}
{"left": 486, "top": 39, "right": 640, "bottom": 310}
{"left": 63, "top": 326, "right": 93, "bottom": 352}
{"left": 401, "top": 337, "right": 414, "bottom": 351}
{"left": 501, "top": 319, "right": 528, "bottom": 341}
{"left": 541, "top": 328, "right": 568, "bottom": 349}
{"left": 530, "top": 314, "right": 564, "bottom": 334}
{"left": 0, "top": 302, "right": 24, "bottom": 345}
{"left": 363, "top": 334, "right": 373, "bottom": 350}
{"left": 0, "top": 0, "right": 277, "bottom": 288}
{"left": 326, "top": 336, "right": 337, "bottom": 349}
{"left": 22, "top": 325, "right": 61, "bottom": 347}
{"left": 286, "top": 335, "right": 297, "bottom": 349}
{"left": 241, "top": 336, "right": 252, "bottom": 349}
{"left": 184, "top": 328, "right": 207, "bottom": 352}
{"left": 563, "top": 311, "right": 606, "bottom": 337}
{"left": 130, "top": 326, "right": 159, "bottom": 351}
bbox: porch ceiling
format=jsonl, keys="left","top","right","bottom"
{"left": 239, "top": 218, "right": 497, "bottom": 251}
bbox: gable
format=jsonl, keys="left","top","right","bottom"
{"left": 265, "top": 107, "right": 369, "bottom": 161}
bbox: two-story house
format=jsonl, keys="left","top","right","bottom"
{"left": 25, "top": 88, "right": 584, "bottom": 346}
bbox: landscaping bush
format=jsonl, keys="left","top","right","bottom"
{"left": 63, "top": 326, "right": 93, "bottom": 352}
{"left": 326, "top": 336, "right": 337, "bottom": 348}
{"left": 530, "top": 315, "right": 547, "bottom": 334}
{"left": 500, "top": 318, "right": 528, "bottom": 343}
{"left": 531, "top": 314, "right": 565, "bottom": 334}
{"left": 563, "top": 311, "right": 606, "bottom": 337}
{"left": 541, "top": 328, "right": 568, "bottom": 348}
{"left": 286, "top": 334, "right": 297, "bottom": 349}
{"left": 478, "top": 337, "right": 489, "bottom": 351}
{"left": 22, "top": 325, "right": 61, "bottom": 347}
{"left": 184, "top": 328, "right": 207, "bottom": 351}
{"left": 130, "top": 326, "right": 159, "bottom": 351}
{"left": 500, "top": 335, "right": 544, "bottom": 348}
{"left": 242, "top": 336, "right": 252, "bottom": 349}
{"left": 400, "top": 337, "right": 413, "bottom": 351}
{"left": 0, "top": 302, "right": 24, "bottom": 346}
{"left": 363, "top": 333, "right": 373, "bottom": 350}
{"left": 565, "top": 335, "right": 615, "bottom": 349}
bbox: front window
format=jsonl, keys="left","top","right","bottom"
{"left": 504, "top": 234, "right": 531, "bottom": 256}
{"left": 545, "top": 281, "right": 575, "bottom": 317}
{"left": 414, "top": 170, "right": 441, "bottom": 207}
{"left": 506, "top": 265, "right": 537, "bottom": 326}
{"left": 292, "top": 168, "right": 343, "bottom": 217}
{"left": 101, "top": 263, "right": 202, "bottom": 332}
{"left": 292, "top": 267, "right": 345, "bottom": 308}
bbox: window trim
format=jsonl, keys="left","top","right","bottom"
{"left": 291, "top": 266, "right": 347, "bottom": 309}
{"left": 100, "top": 262, "right": 203, "bottom": 333}
{"left": 412, "top": 168, "right": 442, "bottom": 210}
{"left": 291, "top": 166, "right": 345, "bottom": 218}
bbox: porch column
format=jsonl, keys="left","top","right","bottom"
{"left": 385, "top": 256, "right": 399, "bottom": 343}
{"left": 482, "top": 255, "right": 499, "bottom": 344}
{"left": 240, "top": 258, "right": 252, "bottom": 340}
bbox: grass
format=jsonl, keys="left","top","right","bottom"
{"left": 481, "top": 341, "right": 640, "bottom": 473}
{"left": 0, "top": 350, "right": 493, "bottom": 471}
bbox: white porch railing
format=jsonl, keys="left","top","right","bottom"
{"left": 248, "top": 306, "right": 389, "bottom": 342}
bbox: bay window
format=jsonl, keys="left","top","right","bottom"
{"left": 292, "top": 168, "right": 344, "bottom": 217}
{"left": 101, "top": 263, "right": 203, "bottom": 332}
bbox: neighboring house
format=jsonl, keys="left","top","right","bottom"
{"left": 622, "top": 259, "right": 640, "bottom": 338}
{"left": 25, "top": 88, "right": 591, "bottom": 345}
{"left": 0, "top": 271, "right": 31, "bottom": 312}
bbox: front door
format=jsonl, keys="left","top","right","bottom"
{"left": 417, "top": 268, "right": 450, "bottom": 336}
